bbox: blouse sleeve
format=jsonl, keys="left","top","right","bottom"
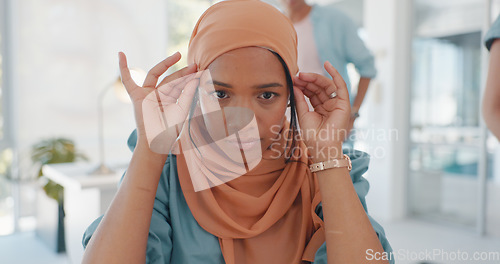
{"left": 485, "top": 15, "right": 500, "bottom": 51}
{"left": 337, "top": 9, "right": 377, "bottom": 79}
{"left": 312, "top": 149, "right": 394, "bottom": 264}
{"left": 82, "top": 129, "right": 174, "bottom": 264}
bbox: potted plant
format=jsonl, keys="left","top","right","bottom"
{"left": 32, "top": 138, "right": 87, "bottom": 253}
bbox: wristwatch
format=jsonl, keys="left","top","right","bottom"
{"left": 309, "top": 154, "right": 352, "bottom": 173}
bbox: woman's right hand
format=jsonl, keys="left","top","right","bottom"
{"left": 119, "top": 51, "right": 199, "bottom": 154}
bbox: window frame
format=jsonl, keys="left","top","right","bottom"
{"left": 0, "top": 0, "right": 18, "bottom": 234}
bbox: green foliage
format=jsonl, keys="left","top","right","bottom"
{"left": 166, "top": 0, "right": 211, "bottom": 71}
{"left": 42, "top": 180, "right": 64, "bottom": 202}
{"left": 0, "top": 148, "right": 13, "bottom": 179}
{"left": 31, "top": 138, "right": 87, "bottom": 203}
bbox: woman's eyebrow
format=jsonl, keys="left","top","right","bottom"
{"left": 206, "top": 80, "right": 283, "bottom": 89}
{"left": 207, "top": 80, "right": 232, "bottom": 88}
{"left": 253, "top": 83, "right": 283, "bottom": 89}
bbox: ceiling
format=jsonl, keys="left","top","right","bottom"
{"left": 415, "top": 0, "right": 482, "bottom": 9}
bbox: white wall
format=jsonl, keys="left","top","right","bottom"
{"left": 415, "top": 1, "right": 485, "bottom": 37}
{"left": 361, "top": 0, "right": 412, "bottom": 221}
{"left": 8, "top": 0, "right": 168, "bottom": 175}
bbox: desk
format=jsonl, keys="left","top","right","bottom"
{"left": 42, "top": 163, "right": 124, "bottom": 264}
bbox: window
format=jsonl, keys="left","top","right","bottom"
{"left": 0, "top": 0, "right": 15, "bottom": 236}
{"left": 166, "top": 0, "right": 215, "bottom": 71}
{"left": 408, "top": 0, "right": 500, "bottom": 238}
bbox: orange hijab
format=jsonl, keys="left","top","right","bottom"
{"left": 175, "top": 0, "right": 325, "bottom": 262}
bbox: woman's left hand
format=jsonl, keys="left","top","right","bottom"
{"left": 293, "top": 61, "right": 351, "bottom": 161}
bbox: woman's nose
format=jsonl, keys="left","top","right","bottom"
{"left": 223, "top": 106, "right": 255, "bottom": 135}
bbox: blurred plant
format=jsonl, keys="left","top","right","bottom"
{"left": 31, "top": 138, "right": 87, "bottom": 203}
{"left": 0, "top": 148, "right": 13, "bottom": 179}
{"left": 166, "top": 0, "right": 211, "bottom": 71}
{"left": 0, "top": 148, "right": 13, "bottom": 200}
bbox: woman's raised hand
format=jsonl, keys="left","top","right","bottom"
{"left": 119, "top": 51, "right": 199, "bottom": 154}
{"left": 292, "top": 61, "right": 351, "bottom": 161}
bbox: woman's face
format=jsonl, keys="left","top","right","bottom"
{"left": 197, "top": 47, "right": 289, "bottom": 158}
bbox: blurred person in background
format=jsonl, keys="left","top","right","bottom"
{"left": 281, "top": 0, "right": 377, "bottom": 148}
{"left": 484, "top": 15, "right": 500, "bottom": 140}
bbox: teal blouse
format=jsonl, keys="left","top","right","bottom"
{"left": 485, "top": 15, "right": 500, "bottom": 51}
{"left": 310, "top": 4, "right": 377, "bottom": 105}
{"left": 82, "top": 130, "right": 394, "bottom": 263}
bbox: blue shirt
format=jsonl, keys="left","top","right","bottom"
{"left": 485, "top": 15, "right": 500, "bottom": 50}
{"left": 309, "top": 4, "right": 377, "bottom": 105}
{"left": 83, "top": 130, "right": 394, "bottom": 263}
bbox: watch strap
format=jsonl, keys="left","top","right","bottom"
{"left": 309, "top": 154, "right": 352, "bottom": 173}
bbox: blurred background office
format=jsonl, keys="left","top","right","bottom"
{"left": 0, "top": 0, "right": 500, "bottom": 263}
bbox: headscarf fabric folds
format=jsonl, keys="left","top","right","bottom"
{"left": 176, "top": 0, "right": 325, "bottom": 263}
{"left": 187, "top": 0, "right": 298, "bottom": 76}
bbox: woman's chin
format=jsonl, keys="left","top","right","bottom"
{"left": 214, "top": 139, "right": 263, "bottom": 165}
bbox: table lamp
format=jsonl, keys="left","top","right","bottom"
{"left": 91, "top": 68, "right": 146, "bottom": 175}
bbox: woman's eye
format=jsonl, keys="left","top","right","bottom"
{"left": 212, "top": 90, "right": 228, "bottom": 99}
{"left": 259, "top": 92, "right": 277, "bottom": 100}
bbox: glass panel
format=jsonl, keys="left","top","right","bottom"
{"left": 409, "top": 0, "right": 484, "bottom": 228}
{"left": 411, "top": 33, "right": 481, "bottom": 129}
{"left": 0, "top": 0, "right": 13, "bottom": 236}
{"left": 409, "top": 144, "right": 485, "bottom": 226}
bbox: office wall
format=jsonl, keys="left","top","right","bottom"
{"left": 362, "top": 0, "right": 412, "bottom": 221}
{"left": 8, "top": 0, "right": 168, "bottom": 176}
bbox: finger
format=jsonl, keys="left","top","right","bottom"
{"left": 154, "top": 87, "right": 178, "bottom": 105}
{"left": 146, "top": 81, "right": 188, "bottom": 106}
{"left": 292, "top": 75, "right": 308, "bottom": 87}
{"left": 194, "top": 70, "right": 204, "bottom": 79}
{"left": 294, "top": 81, "right": 323, "bottom": 105}
{"left": 143, "top": 52, "right": 182, "bottom": 89}
{"left": 299, "top": 73, "right": 332, "bottom": 103}
{"left": 298, "top": 86, "right": 323, "bottom": 109}
{"left": 298, "top": 73, "right": 342, "bottom": 113}
{"left": 152, "top": 74, "right": 199, "bottom": 114}
{"left": 293, "top": 87, "right": 310, "bottom": 121}
{"left": 299, "top": 71, "right": 337, "bottom": 94}
{"left": 157, "top": 73, "right": 196, "bottom": 98}
{"left": 176, "top": 78, "right": 199, "bottom": 114}
{"left": 324, "top": 61, "right": 349, "bottom": 101}
{"left": 161, "top": 76, "right": 196, "bottom": 102}
{"left": 144, "top": 74, "right": 194, "bottom": 110}
{"left": 157, "top": 63, "right": 197, "bottom": 88}
{"left": 300, "top": 71, "right": 338, "bottom": 92}
{"left": 142, "top": 89, "right": 168, "bottom": 137}
{"left": 118, "top": 52, "right": 138, "bottom": 93}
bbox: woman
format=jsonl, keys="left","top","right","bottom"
{"left": 82, "top": 1, "right": 393, "bottom": 263}
{"left": 484, "top": 15, "right": 500, "bottom": 140}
